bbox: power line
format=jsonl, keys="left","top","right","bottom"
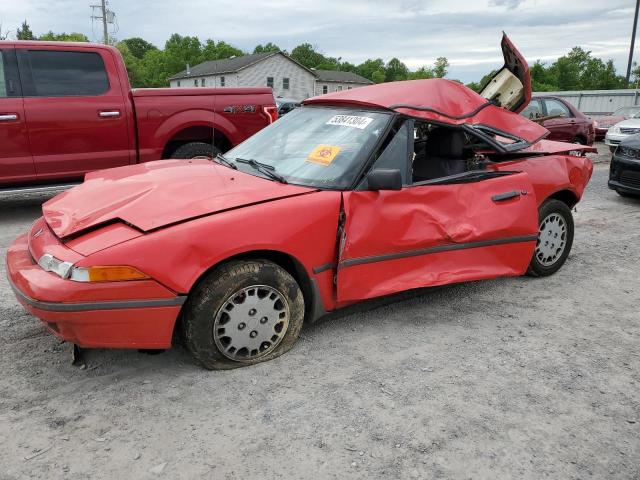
{"left": 90, "top": 0, "right": 116, "bottom": 44}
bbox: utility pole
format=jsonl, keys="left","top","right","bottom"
{"left": 627, "top": 0, "right": 640, "bottom": 87}
{"left": 90, "top": 0, "right": 115, "bottom": 44}
{"left": 100, "top": 0, "right": 108, "bottom": 44}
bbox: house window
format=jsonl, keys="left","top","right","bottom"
{"left": 322, "top": 85, "right": 328, "bottom": 94}
{"left": 177, "top": 80, "right": 180, "bottom": 87}
{"left": 348, "top": 86, "right": 352, "bottom": 90}
{"left": 201, "top": 78, "right": 205, "bottom": 87}
{"left": 267, "top": 76, "right": 274, "bottom": 88}
{"left": 220, "top": 76, "right": 225, "bottom": 87}
{"left": 337, "top": 85, "right": 343, "bottom": 91}
{"left": 194, "top": 79, "right": 198, "bottom": 87}
{"left": 283, "top": 77, "right": 290, "bottom": 89}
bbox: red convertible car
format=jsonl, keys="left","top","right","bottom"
{"left": 7, "top": 35, "right": 593, "bottom": 369}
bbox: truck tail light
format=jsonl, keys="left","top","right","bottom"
{"left": 262, "top": 106, "right": 278, "bottom": 124}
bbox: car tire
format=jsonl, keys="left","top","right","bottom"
{"left": 526, "top": 199, "right": 574, "bottom": 277}
{"left": 170, "top": 141, "right": 220, "bottom": 160}
{"left": 181, "top": 260, "right": 305, "bottom": 370}
{"left": 571, "top": 136, "right": 584, "bottom": 145}
{"left": 609, "top": 146, "right": 617, "bottom": 153}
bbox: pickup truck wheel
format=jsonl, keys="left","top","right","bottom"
{"left": 171, "top": 142, "right": 220, "bottom": 160}
{"left": 526, "top": 199, "right": 574, "bottom": 277}
{"left": 181, "top": 260, "right": 305, "bottom": 370}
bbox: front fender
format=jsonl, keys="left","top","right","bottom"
{"left": 82, "top": 190, "right": 343, "bottom": 312}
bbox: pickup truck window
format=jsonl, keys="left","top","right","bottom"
{"left": 0, "top": 49, "right": 21, "bottom": 97}
{"left": 0, "top": 51, "right": 6, "bottom": 97}
{"left": 26, "top": 50, "right": 109, "bottom": 97}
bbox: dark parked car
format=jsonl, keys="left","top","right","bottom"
{"left": 609, "top": 134, "right": 640, "bottom": 198}
{"left": 276, "top": 98, "right": 300, "bottom": 116}
{"left": 521, "top": 96, "right": 594, "bottom": 145}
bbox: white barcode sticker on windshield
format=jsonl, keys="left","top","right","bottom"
{"left": 326, "top": 115, "right": 373, "bottom": 130}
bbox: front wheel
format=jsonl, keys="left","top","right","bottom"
{"left": 170, "top": 141, "right": 220, "bottom": 160}
{"left": 181, "top": 260, "right": 305, "bottom": 370}
{"left": 527, "top": 199, "right": 574, "bottom": 277}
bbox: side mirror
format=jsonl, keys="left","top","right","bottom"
{"left": 366, "top": 169, "right": 402, "bottom": 191}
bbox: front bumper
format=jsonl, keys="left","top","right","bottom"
{"left": 608, "top": 151, "right": 640, "bottom": 194}
{"left": 6, "top": 233, "right": 185, "bottom": 349}
{"left": 605, "top": 132, "right": 628, "bottom": 147}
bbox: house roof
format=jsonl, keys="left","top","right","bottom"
{"left": 313, "top": 69, "right": 373, "bottom": 85}
{"left": 169, "top": 52, "right": 373, "bottom": 85}
{"left": 169, "top": 51, "right": 318, "bottom": 80}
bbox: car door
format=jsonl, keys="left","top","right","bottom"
{"left": 17, "top": 46, "right": 132, "bottom": 181}
{"left": 335, "top": 121, "right": 539, "bottom": 303}
{"left": 0, "top": 47, "right": 35, "bottom": 186}
{"left": 541, "top": 98, "right": 574, "bottom": 142}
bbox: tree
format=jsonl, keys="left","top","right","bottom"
{"left": 201, "top": 39, "right": 244, "bottom": 61}
{"left": 16, "top": 20, "right": 35, "bottom": 40}
{"left": 121, "top": 37, "right": 157, "bottom": 59}
{"left": 385, "top": 58, "right": 409, "bottom": 81}
{"left": 356, "top": 58, "right": 386, "bottom": 82}
{"left": 291, "top": 43, "right": 331, "bottom": 69}
{"left": 433, "top": 57, "right": 449, "bottom": 78}
{"left": 253, "top": 42, "right": 281, "bottom": 54}
{"left": 38, "top": 31, "right": 89, "bottom": 42}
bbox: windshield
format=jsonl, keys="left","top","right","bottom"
{"left": 224, "top": 106, "right": 391, "bottom": 189}
{"left": 613, "top": 106, "right": 640, "bottom": 118}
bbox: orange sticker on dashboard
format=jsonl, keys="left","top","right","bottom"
{"left": 307, "top": 145, "right": 341, "bottom": 166}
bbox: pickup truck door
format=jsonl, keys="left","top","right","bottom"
{"left": 336, "top": 172, "right": 539, "bottom": 302}
{"left": 16, "top": 46, "right": 132, "bottom": 181}
{"left": 0, "top": 47, "right": 35, "bottom": 186}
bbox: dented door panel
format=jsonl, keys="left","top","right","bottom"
{"left": 337, "top": 172, "right": 539, "bottom": 302}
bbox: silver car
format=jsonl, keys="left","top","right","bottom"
{"left": 605, "top": 118, "right": 640, "bottom": 152}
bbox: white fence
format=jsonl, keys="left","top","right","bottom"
{"left": 533, "top": 89, "right": 640, "bottom": 118}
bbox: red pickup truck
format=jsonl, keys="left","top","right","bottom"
{"left": 0, "top": 41, "right": 277, "bottom": 190}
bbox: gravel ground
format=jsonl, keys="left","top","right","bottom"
{"left": 1, "top": 145, "right": 639, "bottom": 479}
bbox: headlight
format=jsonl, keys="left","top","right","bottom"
{"left": 613, "top": 126, "right": 622, "bottom": 134}
{"left": 38, "top": 254, "right": 149, "bottom": 282}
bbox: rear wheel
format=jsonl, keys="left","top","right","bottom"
{"left": 571, "top": 136, "right": 584, "bottom": 145}
{"left": 170, "top": 141, "right": 220, "bottom": 160}
{"left": 181, "top": 260, "right": 305, "bottom": 370}
{"left": 527, "top": 199, "right": 574, "bottom": 277}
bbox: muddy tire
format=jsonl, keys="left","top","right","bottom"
{"left": 527, "top": 199, "right": 574, "bottom": 277}
{"left": 181, "top": 260, "right": 305, "bottom": 370}
{"left": 171, "top": 142, "right": 220, "bottom": 160}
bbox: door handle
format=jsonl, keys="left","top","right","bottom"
{"left": 98, "top": 110, "right": 121, "bottom": 118}
{"left": 492, "top": 190, "right": 523, "bottom": 202}
{"left": 0, "top": 113, "right": 18, "bottom": 122}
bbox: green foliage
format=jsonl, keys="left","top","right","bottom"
{"left": 433, "top": 57, "right": 449, "bottom": 78}
{"left": 253, "top": 42, "right": 281, "bottom": 54}
{"left": 38, "top": 31, "right": 89, "bottom": 42}
{"left": 121, "top": 37, "right": 157, "bottom": 59}
{"left": 16, "top": 20, "right": 35, "bottom": 40}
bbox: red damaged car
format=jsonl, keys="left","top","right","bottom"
{"left": 7, "top": 35, "right": 593, "bottom": 369}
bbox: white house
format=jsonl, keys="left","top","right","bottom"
{"left": 169, "top": 52, "right": 373, "bottom": 102}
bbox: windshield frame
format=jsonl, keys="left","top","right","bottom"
{"left": 224, "top": 105, "right": 397, "bottom": 191}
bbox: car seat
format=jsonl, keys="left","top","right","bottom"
{"left": 412, "top": 128, "right": 467, "bottom": 182}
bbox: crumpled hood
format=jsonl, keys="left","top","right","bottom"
{"left": 43, "top": 159, "right": 314, "bottom": 239}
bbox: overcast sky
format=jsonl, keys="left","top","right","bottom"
{"left": 1, "top": 0, "right": 637, "bottom": 82}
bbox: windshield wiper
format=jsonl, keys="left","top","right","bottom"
{"left": 215, "top": 153, "right": 237, "bottom": 169}
{"left": 236, "top": 158, "right": 288, "bottom": 184}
